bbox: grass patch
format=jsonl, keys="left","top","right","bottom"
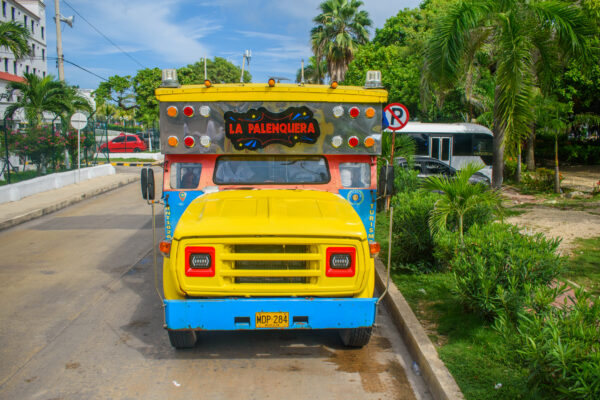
{"left": 564, "top": 236, "right": 600, "bottom": 296}
{"left": 392, "top": 272, "right": 529, "bottom": 399}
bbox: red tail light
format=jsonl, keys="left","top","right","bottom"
{"left": 185, "top": 246, "right": 215, "bottom": 277}
{"left": 326, "top": 247, "right": 356, "bottom": 277}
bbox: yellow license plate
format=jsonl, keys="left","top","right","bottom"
{"left": 255, "top": 312, "right": 289, "bottom": 328}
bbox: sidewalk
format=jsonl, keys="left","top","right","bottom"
{"left": 0, "top": 172, "right": 139, "bottom": 231}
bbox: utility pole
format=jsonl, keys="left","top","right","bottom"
{"left": 54, "top": 0, "right": 65, "bottom": 81}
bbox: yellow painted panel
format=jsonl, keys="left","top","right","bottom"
{"left": 155, "top": 83, "right": 388, "bottom": 104}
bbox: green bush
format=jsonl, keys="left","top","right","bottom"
{"left": 521, "top": 167, "right": 560, "bottom": 192}
{"left": 503, "top": 158, "right": 526, "bottom": 182}
{"left": 496, "top": 288, "right": 600, "bottom": 399}
{"left": 451, "top": 223, "right": 563, "bottom": 320}
{"left": 390, "top": 190, "right": 440, "bottom": 269}
{"left": 394, "top": 166, "right": 419, "bottom": 193}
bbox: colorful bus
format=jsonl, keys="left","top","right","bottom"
{"left": 145, "top": 70, "right": 388, "bottom": 348}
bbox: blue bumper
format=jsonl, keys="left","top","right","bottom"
{"left": 164, "top": 297, "right": 377, "bottom": 330}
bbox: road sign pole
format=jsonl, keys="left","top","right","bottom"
{"left": 77, "top": 128, "right": 81, "bottom": 183}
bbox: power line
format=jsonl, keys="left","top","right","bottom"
{"left": 46, "top": 56, "right": 108, "bottom": 81}
{"left": 0, "top": 53, "right": 107, "bottom": 81}
{"left": 62, "top": 0, "right": 146, "bottom": 69}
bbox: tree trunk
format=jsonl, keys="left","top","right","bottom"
{"left": 554, "top": 134, "right": 560, "bottom": 194}
{"left": 526, "top": 125, "right": 535, "bottom": 171}
{"left": 516, "top": 144, "right": 522, "bottom": 184}
{"left": 491, "top": 87, "right": 505, "bottom": 189}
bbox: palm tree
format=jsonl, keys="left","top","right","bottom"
{"left": 424, "top": 0, "right": 594, "bottom": 189}
{"left": 0, "top": 21, "right": 31, "bottom": 60}
{"left": 311, "top": 0, "right": 372, "bottom": 82}
{"left": 4, "top": 73, "right": 71, "bottom": 127}
{"left": 423, "top": 163, "right": 500, "bottom": 241}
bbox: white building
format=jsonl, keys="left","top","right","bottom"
{"left": 0, "top": 0, "right": 47, "bottom": 122}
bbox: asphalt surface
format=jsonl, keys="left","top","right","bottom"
{"left": 0, "top": 173, "right": 431, "bottom": 400}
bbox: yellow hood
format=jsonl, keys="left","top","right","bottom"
{"left": 172, "top": 190, "right": 366, "bottom": 240}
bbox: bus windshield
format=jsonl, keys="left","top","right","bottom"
{"left": 214, "top": 156, "right": 330, "bottom": 185}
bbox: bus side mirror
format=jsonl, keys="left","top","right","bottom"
{"left": 141, "top": 168, "right": 155, "bottom": 200}
{"left": 377, "top": 165, "right": 396, "bottom": 197}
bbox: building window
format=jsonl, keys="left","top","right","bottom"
{"left": 41, "top": 27, "right": 44, "bottom": 39}
{"left": 13, "top": 61, "right": 17, "bottom": 74}
{"left": 11, "top": 6, "right": 14, "bottom": 20}
{"left": 24, "top": 15, "right": 27, "bottom": 27}
{"left": 31, "top": 44, "right": 35, "bottom": 56}
{"left": 43, "top": 71, "right": 46, "bottom": 77}
{"left": 31, "top": 20, "right": 34, "bottom": 33}
{"left": 42, "top": 49, "right": 45, "bottom": 61}
{"left": 4, "top": 58, "right": 7, "bottom": 72}
{"left": 2, "top": 2, "right": 6, "bottom": 18}
{"left": 25, "top": 65, "right": 29, "bottom": 74}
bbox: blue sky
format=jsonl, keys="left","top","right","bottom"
{"left": 47, "top": 0, "right": 422, "bottom": 89}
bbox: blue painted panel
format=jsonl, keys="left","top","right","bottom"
{"left": 164, "top": 298, "right": 377, "bottom": 330}
{"left": 163, "top": 190, "right": 204, "bottom": 240}
{"left": 338, "top": 189, "right": 376, "bottom": 242}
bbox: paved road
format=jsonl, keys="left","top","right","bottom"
{"left": 0, "top": 179, "right": 431, "bottom": 400}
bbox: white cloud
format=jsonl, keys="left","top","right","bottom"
{"left": 59, "top": 0, "right": 216, "bottom": 65}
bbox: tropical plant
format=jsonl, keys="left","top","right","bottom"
{"left": 311, "top": 0, "right": 372, "bottom": 82}
{"left": 423, "top": 162, "right": 500, "bottom": 240}
{"left": 3, "top": 73, "right": 71, "bottom": 126}
{"left": 535, "top": 96, "right": 570, "bottom": 193}
{"left": 0, "top": 21, "right": 31, "bottom": 60}
{"left": 424, "top": 0, "right": 595, "bottom": 188}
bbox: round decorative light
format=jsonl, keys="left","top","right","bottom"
{"left": 167, "top": 136, "right": 179, "bottom": 147}
{"left": 331, "top": 135, "right": 343, "bottom": 148}
{"left": 364, "top": 136, "right": 375, "bottom": 147}
{"left": 199, "top": 105, "right": 210, "bottom": 117}
{"left": 167, "top": 106, "right": 178, "bottom": 117}
{"left": 348, "top": 136, "right": 359, "bottom": 148}
{"left": 349, "top": 107, "right": 360, "bottom": 118}
{"left": 268, "top": 78, "right": 276, "bottom": 87}
{"left": 330, "top": 81, "right": 338, "bottom": 89}
{"left": 365, "top": 107, "right": 376, "bottom": 119}
{"left": 200, "top": 135, "right": 211, "bottom": 147}
{"left": 333, "top": 106, "right": 344, "bottom": 118}
{"left": 204, "top": 79, "right": 212, "bottom": 88}
{"left": 184, "top": 136, "right": 195, "bottom": 147}
{"left": 183, "top": 106, "right": 194, "bottom": 117}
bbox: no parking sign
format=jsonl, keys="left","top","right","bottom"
{"left": 383, "top": 103, "right": 409, "bottom": 131}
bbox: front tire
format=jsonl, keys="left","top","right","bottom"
{"left": 339, "top": 327, "right": 372, "bottom": 348}
{"left": 168, "top": 330, "right": 197, "bottom": 349}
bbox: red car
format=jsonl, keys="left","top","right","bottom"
{"left": 99, "top": 133, "right": 147, "bottom": 153}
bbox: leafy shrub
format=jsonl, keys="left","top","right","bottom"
{"left": 503, "top": 158, "right": 526, "bottom": 182}
{"left": 389, "top": 190, "right": 440, "bottom": 269}
{"left": 451, "top": 223, "right": 563, "bottom": 320}
{"left": 521, "top": 167, "right": 561, "bottom": 192}
{"left": 496, "top": 288, "right": 600, "bottom": 399}
{"left": 394, "top": 166, "right": 419, "bottom": 193}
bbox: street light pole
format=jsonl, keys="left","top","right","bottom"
{"left": 54, "top": 0, "right": 65, "bottom": 81}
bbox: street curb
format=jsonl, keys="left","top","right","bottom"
{"left": 0, "top": 176, "right": 139, "bottom": 231}
{"left": 375, "top": 260, "right": 464, "bottom": 400}
{"left": 95, "top": 162, "right": 155, "bottom": 167}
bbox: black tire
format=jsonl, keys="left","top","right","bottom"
{"left": 168, "top": 330, "right": 197, "bottom": 349}
{"left": 134, "top": 147, "right": 141, "bottom": 153}
{"left": 339, "top": 327, "right": 373, "bottom": 348}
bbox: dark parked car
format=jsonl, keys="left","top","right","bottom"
{"left": 98, "top": 133, "right": 147, "bottom": 153}
{"left": 396, "top": 156, "right": 491, "bottom": 186}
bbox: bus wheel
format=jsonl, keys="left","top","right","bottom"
{"left": 168, "top": 330, "right": 197, "bottom": 349}
{"left": 339, "top": 327, "right": 372, "bottom": 348}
